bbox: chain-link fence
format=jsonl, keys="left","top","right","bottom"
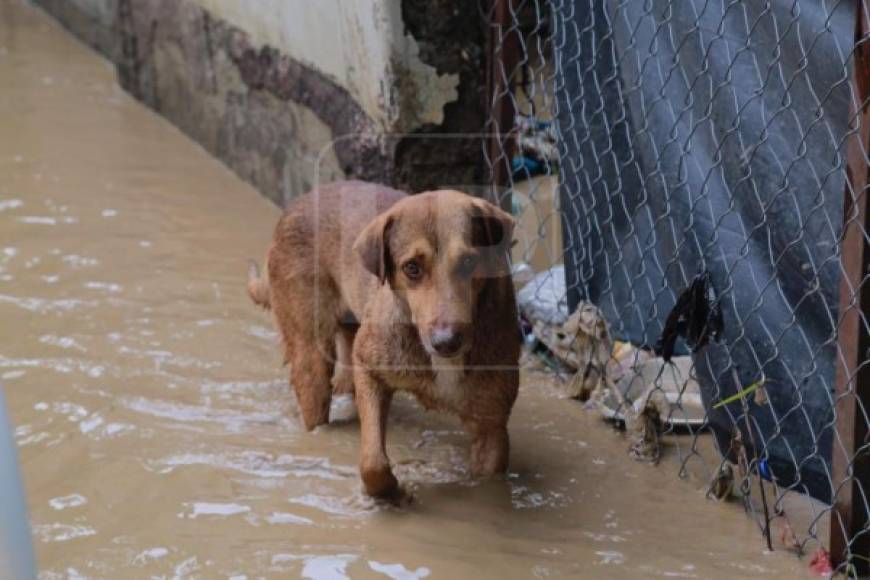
{"left": 483, "top": 0, "right": 870, "bottom": 574}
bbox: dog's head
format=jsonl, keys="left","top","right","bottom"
{"left": 354, "top": 190, "right": 514, "bottom": 359}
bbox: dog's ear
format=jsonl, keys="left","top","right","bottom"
{"left": 470, "top": 198, "right": 515, "bottom": 251}
{"left": 470, "top": 198, "right": 515, "bottom": 279}
{"left": 354, "top": 213, "right": 394, "bottom": 284}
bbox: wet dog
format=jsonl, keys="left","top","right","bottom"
{"left": 247, "top": 181, "right": 520, "bottom": 497}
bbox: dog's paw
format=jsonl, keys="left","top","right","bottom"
{"left": 361, "top": 467, "right": 400, "bottom": 500}
{"left": 374, "top": 483, "right": 416, "bottom": 509}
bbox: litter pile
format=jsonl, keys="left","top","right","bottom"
{"left": 511, "top": 115, "right": 558, "bottom": 180}
{"left": 516, "top": 266, "right": 706, "bottom": 463}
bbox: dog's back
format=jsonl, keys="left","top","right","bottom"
{"left": 247, "top": 181, "right": 406, "bottom": 318}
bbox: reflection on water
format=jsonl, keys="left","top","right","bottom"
{"left": 0, "top": 0, "right": 810, "bottom": 578}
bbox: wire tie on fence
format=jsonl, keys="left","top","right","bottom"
{"left": 713, "top": 378, "right": 767, "bottom": 409}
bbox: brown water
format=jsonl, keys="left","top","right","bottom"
{"left": 0, "top": 2, "right": 813, "bottom": 578}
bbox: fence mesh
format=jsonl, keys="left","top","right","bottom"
{"left": 482, "top": 0, "right": 870, "bottom": 574}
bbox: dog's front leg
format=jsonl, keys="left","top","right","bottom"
{"left": 464, "top": 419, "right": 510, "bottom": 476}
{"left": 355, "top": 368, "right": 398, "bottom": 497}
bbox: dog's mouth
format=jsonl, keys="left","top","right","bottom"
{"left": 422, "top": 339, "right": 470, "bottom": 362}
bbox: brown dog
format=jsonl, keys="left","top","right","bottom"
{"left": 248, "top": 181, "right": 520, "bottom": 497}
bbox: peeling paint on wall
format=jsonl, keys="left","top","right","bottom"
{"left": 117, "top": 0, "right": 389, "bottom": 204}
{"left": 393, "top": 0, "right": 490, "bottom": 192}
{"left": 189, "top": 0, "right": 460, "bottom": 133}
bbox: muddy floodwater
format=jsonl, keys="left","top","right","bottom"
{"left": 0, "top": 2, "right": 813, "bottom": 578}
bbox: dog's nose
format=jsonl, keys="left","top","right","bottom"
{"left": 430, "top": 327, "right": 464, "bottom": 357}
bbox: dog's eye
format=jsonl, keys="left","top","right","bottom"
{"left": 458, "top": 255, "right": 478, "bottom": 276}
{"left": 402, "top": 260, "right": 422, "bottom": 280}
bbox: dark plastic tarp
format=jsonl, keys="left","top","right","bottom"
{"left": 554, "top": 0, "right": 854, "bottom": 501}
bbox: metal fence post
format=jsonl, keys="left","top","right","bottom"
{"left": 830, "top": 1, "right": 870, "bottom": 573}
{"left": 485, "top": 0, "right": 519, "bottom": 211}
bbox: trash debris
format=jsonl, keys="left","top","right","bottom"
{"left": 656, "top": 271, "right": 723, "bottom": 361}
{"left": 753, "top": 381, "right": 770, "bottom": 406}
{"left": 808, "top": 548, "right": 833, "bottom": 576}
{"left": 706, "top": 462, "right": 735, "bottom": 501}
{"left": 516, "top": 269, "right": 611, "bottom": 393}
{"left": 516, "top": 265, "right": 568, "bottom": 327}
{"left": 712, "top": 378, "right": 767, "bottom": 410}
{"left": 520, "top": 335, "right": 574, "bottom": 376}
{"left": 512, "top": 115, "right": 558, "bottom": 181}
{"left": 510, "top": 261, "right": 536, "bottom": 291}
{"left": 758, "top": 457, "right": 772, "bottom": 481}
{"left": 517, "top": 268, "right": 706, "bottom": 434}
{"left": 627, "top": 404, "right": 662, "bottom": 464}
{"left": 560, "top": 303, "right": 612, "bottom": 401}
{"left": 776, "top": 518, "right": 801, "bottom": 551}
{"left": 516, "top": 265, "right": 576, "bottom": 381}
{"left": 512, "top": 156, "right": 547, "bottom": 179}
{"left": 607, "top": 341, "right": 652, "bottom": 385}
{"left": 598, "top": 356, "right": 705, "bottom": 428}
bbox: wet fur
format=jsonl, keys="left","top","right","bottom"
{"left": 248, "top": 181, "right": 520, "bottom": 497}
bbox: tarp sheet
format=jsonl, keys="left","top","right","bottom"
{"left": 554, "top": 0, "right": 854, "bottom": 501}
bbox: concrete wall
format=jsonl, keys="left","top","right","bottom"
{"left": 33, "top": 0, "right": 489, "bottom": 206}
{"left": 191, "top": 0, "right": 458, "bottom": 131}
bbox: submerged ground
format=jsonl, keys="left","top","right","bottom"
{"left": 0, "top": 1, "right": 810, "bottom": 578}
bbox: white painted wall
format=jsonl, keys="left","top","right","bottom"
{"left": 191, "top": 0, "right": 457, "bottom": 130}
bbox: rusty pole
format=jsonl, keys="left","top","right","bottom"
{"left": 830, "top": 1, "right": 870, "bottom": 574}
{"left": 485, "top": 0, "right": 520, "bottom": 211}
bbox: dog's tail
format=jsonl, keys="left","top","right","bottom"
{"left": 247, "top": 258, "right": 271, "bottom": 309}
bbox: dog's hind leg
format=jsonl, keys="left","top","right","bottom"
{"left": 266, "top": 240, "right": 340, "bottom": 431}
{"left": 289, "top": 335, "right": 336, "bottom": 431}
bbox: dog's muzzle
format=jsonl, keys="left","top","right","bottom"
{"left": 429, "top": 326, "right": 466, "bottom": 358}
